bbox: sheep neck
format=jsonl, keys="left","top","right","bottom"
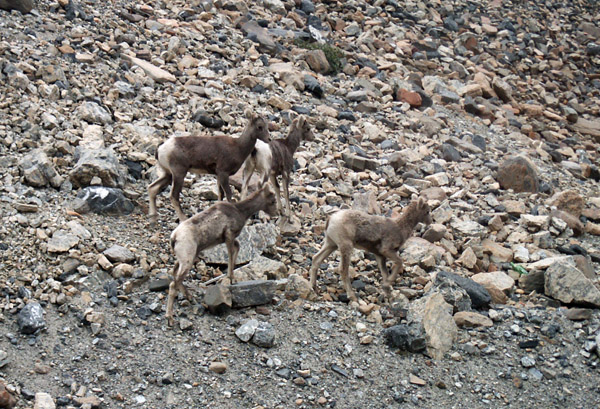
{"left": 283, "top": 127, "right": 302, "bottom": 154}
{"left": 393, "top": 202, "right": 421, "bottom": 230}
{"left": 234, "top": 193, "right": 265, "bottom": 219}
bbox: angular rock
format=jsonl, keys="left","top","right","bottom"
{"left": 252, "top": 321, "right": 276, "bottom": 348}
{"left": 429, "top": 272, "right": 472, "bottom": 313}
{"left": 19, "top": 149, "right": 63, "bottom": 188}
{"left": 103, "top": 245, "right": 135, "bottom": 263}
{"left": 305, "top": 49, "right": 330, "bottom": 74}
{"left": 436, "top": 271, "right": 491, "bottom": 309}
{"left": 71, "top": 186, "right": 134, "bottom": 215}
{"left": 551, "top": 210, "right": 584, "bottom": 236}
{"left": 422, "top": 293, "right": 458, "bottom": 360}
{"left": 77, "top": 101, "right": 112, "bottom": 125}
{"left": 204, "top": 284, "right": 232, "bottom": 313}
{"left": 453, "top": 311, "right": 493, "bottom": 328}
{"left": 235, "top": 319, "right": 259, "bottom": 342}
{"left": 70, "top": 147, "right": 127, "bottom": 188}
{"left": 234, "top": 256, "right": 287, "bottom": 281}
{"left": 518, "top": 269, "right": 545, "bottom": 293}
{"left": 17, "top": 302, "right": 45, "bottom": 334}
{"left": 548, "top": 190, "right": 584, "bottom": 217}
{"left": 230, "top": 280, "right": 275, "bottom": 308}
{"left": 383, "top": 324, "right": 426, "bottom": 352}
{"left": 496, "top": 156, "right": 539, "bottom": 193}
{"left": 33, "top": 392, "right": 55, "bottom": 409}
{"left": 47, "top": 231, "right": 80, "bottom": 253}
{"left": 422, "top": 224, "right": 447, "bottom": 242}
{"left": 284, "top": 273, "right": 316, "bottom": 300}
{"left": 241, "top": 20, "right": 279, "bottom": 55}
{"left": 201, "top": 223, "right": 278, "bottom": 265}
{"left": 544, "top": 260, "right": 600, "bottom": 307}
{"left": 472, "top": 271, "right": 515, "bottom": 294}
{"left": 342, "top": 151, "right": 378, "bottom": 171}
{"left": 122, "top": 54, "right": 176, "bottom": 83}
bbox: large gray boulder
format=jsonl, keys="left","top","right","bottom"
{"left": 201, "top": 223, "right": 278, "bottom": 265}
{"left": 545, "top": 260, "right": 600, "bottom": 307}
{"left": 70, "top": 147, "right": 127, "bottom": 188}
{"left": 0, "top": 0, "right": 34, "bottom": 13}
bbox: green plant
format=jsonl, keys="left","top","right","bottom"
{"left": 294, "top": 39, "right": 345, "bottom": 75}
{"left": 510, "top": 262, "right": 528, "bottom": 276}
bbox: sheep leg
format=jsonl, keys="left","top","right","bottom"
{"left": 339, "top": 245, "right": 357, "bottom": 302}
{"left": 217, "top": 172, "right": 233, "bottom": 202}
{"left": 226, "top": 237, "right": 240, "bottom": 283}
{"left": 169, "top": 175, "right": 187, "bottom": 222}
{"left": 240, "top": 159, "right": 256, "bottom": 199}
{"left": 309, "top": 236, "right": 337, "bottom": 292}
{"left": 382, "top": 250, "right": 404, "bottom": 293}
{"left": 166, "top": 260, "right": 193, "bottom": 326}
{"left": 282, "top": 173, "right": 291, "bottom": 217}
{"left": 375, "top": 255, "right": 393, "bottom": 298}
{"left": 269, "top": 174, "right": 283, "bottom": 215}
{"left": 148, "top": 170, "right": 172, "bottom": 225}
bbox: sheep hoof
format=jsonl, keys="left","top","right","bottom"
{"left": 149, "top": 215, "right": 158, "bottom": 227}
{"left": 167, "top": 316, "right": 174, "bottom": 327}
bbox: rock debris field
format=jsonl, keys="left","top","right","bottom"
{"left": 1, "top": 0, "right": 600, "bottom": 408}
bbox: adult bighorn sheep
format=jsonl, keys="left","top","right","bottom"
{"left": 166, "top": 186, "right": 278, "bottom": 326}
{"left": 240, "top": 115, "right": 314, "bottom": 217}
{"left": 309, "top": 197, "right": 432, "bottom": 302}
{"left": 148, "top": 113, "right": 271, "bottom": 224}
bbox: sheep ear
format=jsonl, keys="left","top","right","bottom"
{"left": 297, "top": 115, "right": 306, "bottom": 128}
{"left": 410, "top": 193, "right": 418, "bottom": 201}
{"left": 244, "top": 109, "right": 253, "bottom": 119}
{"left": 417, "top": 197, "right": 425, "bottom": 208}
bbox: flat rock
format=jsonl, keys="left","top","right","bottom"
{"left": 230, "top": 280, "right": 275, "bottom": 308}
{"left": 453, "top": 311, "right": 493, "bottom": 327}
{"left": 103, "top": 245, "right": 135, "bottom": 263}
{"left": 77, "top": 101, "right": 112, "bottom": 124}
{"left": 33, "top": 392, "right": 55, "bottom": 409}
{"left": 544, "top": 260, "right": 600, "bottom": 307}
{"left": 234, "top": 256, "right": 287, "bottom": 281}
{"left": 0, "top": 0, "right": 34, "bottom": 13}
{"left": 47, "top": 231, "right": 80, "bottom": 253}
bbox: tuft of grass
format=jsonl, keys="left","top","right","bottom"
{"left": 294, "top": 39, "right": 345, "bottom": 75}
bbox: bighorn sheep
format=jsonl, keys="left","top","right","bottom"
{"left": 309, "top": 197, "right": 432, "bottom": 302}
{"left": 240, "top": 115, "right": 314, "bottom": 216}
{"left": 166, "top": 186, "right": 278, "bottom": 326}
{"left": 148, "top": 113, "right": 271, "bottom": 224}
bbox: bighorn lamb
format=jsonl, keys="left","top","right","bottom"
{"left": 309, "top": 197, "right": 432, "bottom": 302}
{"left": 148, "top": 113, "right": 270, "bottom": 224}
{"left": 166, "top": 186, "right": 278, "bottom": 326}
{"left": 240, "top": 115, "right": 314, "bottom": 216}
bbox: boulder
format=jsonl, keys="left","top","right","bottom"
{"left": 0, "top": 0, "right": 34, "bottom": 13}
{"left": 544, "top": 260, "right": 600, "bottom": 307}
{"left": 77, "top": 101, "right": 112, "bottom": 124}
{"left": 422, "top": 293, "right": 458, "bottom": 360}
{"left": 252, "top": 321, "right": 276, "bottom": 348}
{"left": 496, "top": 156, "right": 539, "bottom": 193}
{"left": 472, "top": 271, "right": 515, "bottom": 294}
{"left": 201, "top": 223, "right": 278, "bottom": 265}
{"left": 70, "top": 147, "right": 127, "bottom": 188}
{"left": 548, "top": 190, "right": 585, "bottom": 217}
{"left": 103, "top": 245, "right": 135, "bottom": 263}
{"left": 19, "top": 149, "right": 63, "bottom": 188}
{"left": 435, "top": 271, "right": 491, "bottom": 309}
{"left": 284, "top": 274, "right": 316, "bottom": 300}
{"left": 71, "top": 186, "right": 134, "bottom": 215}
{"left": 383, "top": 324, "right": 426, "bottom": 352}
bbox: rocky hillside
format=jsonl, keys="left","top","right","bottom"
{"left": 1, "top": 0, "right": 600, "bottom": 408}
